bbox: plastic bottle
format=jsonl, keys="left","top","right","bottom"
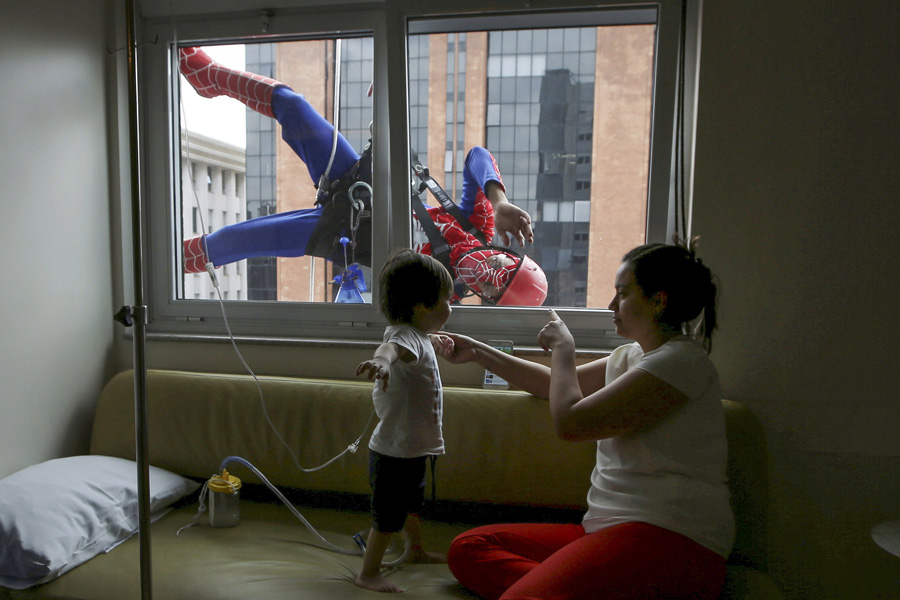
{"left": 207, "top": 469, "right": 242, "bottom": 527}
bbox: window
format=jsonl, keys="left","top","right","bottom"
{"left": 141, "top": 1, "right": 699, "bottom": 347}
{"left": 175, "top": 37, "right": 374, "bottom": 305}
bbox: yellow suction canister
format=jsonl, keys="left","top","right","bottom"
{"left": 208, "top": 469, "right": 242, "bottom": 528}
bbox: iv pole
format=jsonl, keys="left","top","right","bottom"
{"left": 113, "top": 0, "right": 153, "bottom": 597}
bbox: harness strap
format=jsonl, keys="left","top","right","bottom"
{"left": 410, "top": 193, "right": 453, "bottom": 275}
{"left": 412, "top": 163, "right": 488, "bottom": 246}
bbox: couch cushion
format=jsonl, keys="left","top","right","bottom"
{"left": 19, "top": 501, "right": 472, "bottom": 600}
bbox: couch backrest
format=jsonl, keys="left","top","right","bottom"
{"left": 89, "top": 370, "right": 596, "bottom": 507}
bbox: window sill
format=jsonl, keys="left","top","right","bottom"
{"left": 138, "top": 331, "right": 610, "bottom": 359}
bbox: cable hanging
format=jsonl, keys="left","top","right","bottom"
{"left": 674, "top": 0, "right": 689, "bottom": 241}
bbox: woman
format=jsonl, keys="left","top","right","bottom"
{"left": 436, "top": 236, "right": 733, "bottom": 600}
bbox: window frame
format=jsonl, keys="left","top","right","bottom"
{"left": 138, "top": 0, "right": 701, "bottom": 349}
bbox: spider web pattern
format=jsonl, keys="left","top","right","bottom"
{"left": 180, "top": 47, "right": 277, "bottom": 118}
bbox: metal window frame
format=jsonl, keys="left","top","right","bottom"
{"left": 138, "top": 0, "right": 701, "bottom": 349}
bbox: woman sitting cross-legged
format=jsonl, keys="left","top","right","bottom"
{"left": 434, "top": 236, "right": 734, "bottom": 600}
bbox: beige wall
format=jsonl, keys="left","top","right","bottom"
{"left": 693, "top": 0, "right": 900, "bottom": 597}
{"left": 0, "top": 0, "right": 117, "bottom": 479}
{"left": 2, "top": 0, "right": 898, "bottom": 597}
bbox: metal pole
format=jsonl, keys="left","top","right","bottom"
{"left": 123, "top": 0, "right": 152, "bottom": 598}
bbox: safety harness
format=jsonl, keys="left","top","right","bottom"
{"left": 409, "top": 161, "right": 489, "bottom": 278}
{"left": 303, "top": 139, "right": 373, "bottom": 268}
{"left": 305, "top": 149, "right": 516, "bottom": 303}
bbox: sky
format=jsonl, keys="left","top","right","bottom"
{"left": 179, "top": 45, "right": 247, "bottom": 148}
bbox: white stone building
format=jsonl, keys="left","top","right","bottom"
{"left": 180, "top": 131, "right": 247, "bottom": 301}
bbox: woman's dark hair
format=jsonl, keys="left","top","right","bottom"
{"left": 622, "top": 235, "right": 719, "bottom": 353}
{"left": 380, "top": 249, "right": 453, "bottom": 325}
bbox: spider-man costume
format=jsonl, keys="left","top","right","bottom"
{"left": 180, "top": 47, "right": 547, "bottom": 305}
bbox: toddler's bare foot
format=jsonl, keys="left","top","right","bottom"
{"left": 355, "top": 572, "right": 403, "bottom": 593}
{"left": 407, "top": 546, "right": 447, "bottom": 564}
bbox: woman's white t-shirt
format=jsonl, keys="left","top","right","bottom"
{"left": 368, "top": 325, "right": 445, "bottom": 459}
{"left": 582, "top": 336, "right": 735, "bottom": 558}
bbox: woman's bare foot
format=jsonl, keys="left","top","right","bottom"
{"left": 354, "top": 572, "right": 403, "bottom": 593}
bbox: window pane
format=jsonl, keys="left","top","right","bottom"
{"left": 177, "top": 37, "right": 374, "bottom": 304}
{"left": 575, "top": 200, "right": 591, "bottom": 222}
{"left": 408, "top": 20, "right": 655, "bottom": 308}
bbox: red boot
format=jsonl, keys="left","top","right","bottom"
{"left": 179, "top": 47, "right": 281, "bottom": 118}
{"left": 183, "top": 236, "right": 212, "bottom": 274}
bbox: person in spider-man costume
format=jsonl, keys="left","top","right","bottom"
{"left": 179, "top": 47, "right": 546, "bottom": 306}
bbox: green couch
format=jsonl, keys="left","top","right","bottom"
{"left": 1, "top": 369, "right": 784, "bottom": 599}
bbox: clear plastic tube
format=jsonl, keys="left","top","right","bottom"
{"left": 218, "top": 455, "right": 409, "bottom": 565}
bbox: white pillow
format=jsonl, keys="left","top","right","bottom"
{"left": 0, "top": 455, "right": 199, "bottom": 589}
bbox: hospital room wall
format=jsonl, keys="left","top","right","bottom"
{"left": 691, "top": 0, "right": 900, "bottom": 597}
{"left": 0, "top": 0, "right": 119, "bottom": 479}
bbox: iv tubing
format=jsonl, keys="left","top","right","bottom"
{"left": 181, "top": 89, "right": 376, "bottom": 475}
{"left": 219, "top": 455, "right": 410, "bottom": 566}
